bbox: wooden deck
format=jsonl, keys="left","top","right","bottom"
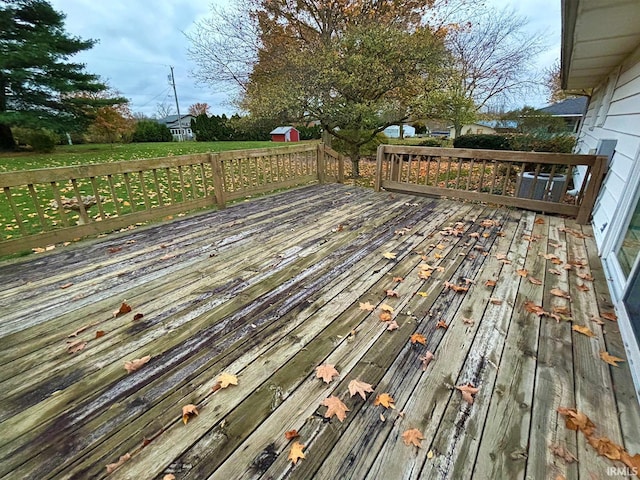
{"left": 0, "top": 183, "right": 638, "bottom": 480}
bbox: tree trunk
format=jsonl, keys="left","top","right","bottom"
{"left": 349, "top": 145, "right": 360, "bottom": 178}
{"left": 0, "top": 123, "right": 16, "bottom": 151}
{"left": 454, "top": 122, "right": 463, "bottom": 139}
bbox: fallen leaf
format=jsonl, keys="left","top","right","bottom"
{"left": 416, "top": 291, "right": 428, "bottom": 297}
{"left": 60, "top": 282, "right": 74, "bottom": 289}
{"left": 600, "top": 351, "right": 625, "bottom": 367}
{"left": 549, "top": 443, "right": 577, "bottom": 463}
{"left": 443, "top": 281, "right": 469, "bottom": 293}
{"left": 379, "top": 311, "right": 393, "bottom": 322}
{"left": 572, "top": 325, "right": 596, "bottom": 338}
{"left": 348, "top": 379, "right": 374, "bottom": 400}
{"left": 108, "top": 247, "right": 122, "bottom": 254}
{"left": 485, "top": 279, "right": 497, "bottom": 287}
{"left": 469, "top": 232, "right": 480, "bottom": 238}
{"left": 382, "top": 252, "right": 397, "bottom": 260}
{"left": 462, "top": 317, "right": 475, "bottom": 325}
{"left": 577, "top": 283, "right": 590, "bottom": 292}
{"left": 410, "top": 333, "right": 426, "bottom": 345}
{"left": 182, "top": 404, "right": 199, "bottom": 424}
{"left": 434, "top": 253, "right": 443, "bottom": 259}
{"left": 516, "top": 269, "right": 528, "bottom": 277}
{"left": 419, "top": 351, "right": 434, "bottom": 370}
{"left": 385, "top": 289, "right": 400, "bottom": 297}
{"left": 534, "top": 217, "right": 545, "bottom": 224}
{"left": 316, "top": 364, "right": 340, "bottom": 383}
{"left": 528, "top": 276, "right": 543, "bottom": 285}
{"left": 163, "top": 475, "right": 176, "bottom": 480}
{"left": 380, "top": 413, "right": 386, "bottom": 422}
{"left": 553, "top": 306, "right": 571, "bottom": 315}
{"left": 67, "top": 341, "right": 87, "bottom": 354}
{"left": 490, "top": 298, "right": 503, "bottom": 305}
{"left": 578, "top": 272, "right": 594, "bottom": 281}
{"left": 550, "top": 288, "right": 570, "bottom": 299}
{"left": 402, "top": 428, "right": 425, "bottom": 447}
{"left": 380, "top": 303, "right": 395, "bottom": 313}
{"left": 393, "top": 276, "right": 404, "bottom": 282}
{"left": 374, "top": 393, "right": 395, "bottom": 409}
{"left": 113, "top": 302, "right": 132, "bottom": 318}
{"left": 601, "top": 311, "right": 617, "bottom": 322}
{"left": 387, "top": 320, "right": 399, "bottom": 331}
{"left": 106, "top": 453, "right": 131, "bottom": 473}
{"left": 359, "top": 301, "right": 375, "bottom": 311}
{"left": 548, "top": 269, "right": 562, "bottom": 275}
{"left": 95, "top": 330, "right": 105, "bottom": 339}
{"left": 588, "top": 436, "right": 623, "bottom": 460}
{"left": 456, "top": 384, "right": 479, "bottom": 404}
{"left": 217, "top": 372, "right": 238, "bottom": 388}
{"left": 284, "top": 430, "right": 300, "bottom": 440}
{"left": 133, "top": 313, "right": 144, "bottom": 321}
{"left": 524, "top": 301, "right": 547, "bottom": 316}
{"left": 322, "top": 395, "right": 349, "bottom": 421}
{"left": 436, "top": 320, "right": 448, "bottom": 329}
{"left": 427, "top": 450, "right": 434, "bottom": 459}
{"left": 124, "top": 355, "right": 151, "bottom": 373}
{"left": 288, "top": 441, "right": 306, "bottom": 464}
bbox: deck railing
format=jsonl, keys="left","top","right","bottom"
{"left": 375, "top": 145, "right": 607, "bottom": 225}
{"left": 0, "top": 144, "right": 334, "bottom": 255}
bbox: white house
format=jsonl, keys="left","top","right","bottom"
{"left": 156, "top": 114, "right": 195, "bottom": 141}
{"left": 563, "top": 0, "right": 640, "bottom": 393}
{"left": 383, "top": 125, "right": 415, "bottom": 139}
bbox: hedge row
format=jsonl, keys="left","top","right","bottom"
{"left": 453, "top": 133, "right": 576, "bottom": 153}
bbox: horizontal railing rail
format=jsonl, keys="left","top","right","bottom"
{"left": 0, "top": 144, "right": 327, "bottom": 255}
{"left": 375, "top": 145, "right": 607, "bottom": 224}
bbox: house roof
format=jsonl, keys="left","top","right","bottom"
{"left": 539, "top": 97, "right": 588, "bottom": 116}
{"left": 156, "top": 114, "right": 192, "bottom": 125}
{"left": 270, "top": 126, "right": 298, "bottom": 135}
{"left": 562, "top": 0, "right": 640, "bottom": 89}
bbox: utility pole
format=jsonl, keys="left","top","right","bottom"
{"left": 169, "top": 66, "right": 184, "bottom": 141}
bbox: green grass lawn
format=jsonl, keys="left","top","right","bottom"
{"left": 0, "top": 141, "right": 284, "bottom": 172}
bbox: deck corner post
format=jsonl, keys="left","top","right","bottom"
{"left": 209, "top": 153, "right": 226, "bottom": 209}
{"left": 576, "top": 155, "right": 607, "bottom": 224}
{"left": 338, "top": 154, "right": 345, "bottom": 183}
{"left": 317, "top": 143, "right": 326, "bottom": 184}
{"left": 375, "top": 144, "right": 384, "bottom": 192}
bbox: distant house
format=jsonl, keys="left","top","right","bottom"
{"left": 156, "top": 114, "right": 195, "bottom": 140}
{"left": 449, "top": 120, "right": 518, "bottom": 139}
{"left": 383, "top": 125, "right": 416, "bottom": 139}
{"left": 270, "top": 126, "right": 300, "bottom": 142}
{"left": 539, "top": 97, "right": 588, "bottom": 133}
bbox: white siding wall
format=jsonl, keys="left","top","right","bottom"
{"left": 575, "top": 43, "right": 640, "bottom": 247}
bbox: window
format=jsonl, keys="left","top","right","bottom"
{"left": 596, "top": 67, "right": 621, "bottom": 127}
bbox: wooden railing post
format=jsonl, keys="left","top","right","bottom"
{"left": 576, "top": 155, "right": 608, "bottom": 224}
{"left": 338, "top": 154, "right": 345, "bottom": 183}
{"left": 209, "top": 153, "right": 226, "bottom": 209}
{"left": 317, "top": 143, "right": 326, "bottom": 184}
{"left": 390, "top": 154, "right": 401, "bottom": 182}
{"left": 375, "top": 145, "right": 384, "bottom": 192}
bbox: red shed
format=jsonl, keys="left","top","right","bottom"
{"left": 270, "top": 126, "right": 300, "bottom": 142}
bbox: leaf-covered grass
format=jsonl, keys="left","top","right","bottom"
{"left": 0, "top": 141, "right": 280, "bottom": 172}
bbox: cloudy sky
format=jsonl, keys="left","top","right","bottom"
{"left": 48, "top": 0, "right": 561, "bottom": 118}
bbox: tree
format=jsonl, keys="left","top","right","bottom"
{"left": 0, "top": 0, "right": 122, "bottom": 150}
{"left": 89, "top": 103, "right": 135, "bottom": 144}
{"left": 544, "top": 60, "right": 578, "bottom": 104}
{"left": 188, "top": 102, "right": 210, "bottom": 116}
{"left": 132, "top": 119, "right": 172, "bottom": 143}
{"left": 439, "top": 7, "right": 547, "bottom": 137}
{"left": 155, "top": 100, "right": 174, "bottom": 119}
{"left": 191, "top": 1, "right": 447, "bottom": 176}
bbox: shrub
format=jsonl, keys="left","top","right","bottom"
{"left": 132, "top": 120, "right": 173, "bottom": 143}
{"left": 297, "top": 124, "right": 322, "bottom": 140}
{"left": 453, "top": 134, "right": 511, "bottom": 150}
{"left": 508, "top": 133, "right": 576, "bottom": 153}
{"left": 418, "top": 137, "right": 445, "bottom": 147}
{"left": 11, "top": 127, "right": 57, "bottom": 152}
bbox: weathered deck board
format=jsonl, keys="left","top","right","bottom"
{"left": 0, "top": 183, "right": 638, "bottom": 480}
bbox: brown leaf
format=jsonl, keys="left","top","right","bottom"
{"left": 288, "top": 441, "right": 306, "bottom": 464}
{"left": 469, "top": 232, "right": 480, "bottom": 238}
{"left": 108, "top": 246, "right": 123, "bottom": 254}
{"left": 284, "top": 429, "right": 300, "bottom": 440}
{"left": 322, "top": 395, "right": 350, "bottom": 421}
{"left": 133, "top": 313, "right": 144, "bottom": 321}
{"left": 577, "top": 283, "right": 590, "bottom": 292}
{"left": 95, "top": 330, "right": 106, "bottom": 339}
{"left": 443, "top": 281, "right": 468, "bottom": 293}
{"left": 374, "top": 393, "right": 395, "bottom": 409}
{"left": 572, "top": 325, "right": 596, "bottom": 338}
{"left": 548, "top": 268, "right": 562, "bottom": 275}
{"left": 436, "top": 320, "right": 448, "bottom": 329}
{"left": 490, "top": 298, "right": 503, "bottom": 305}
{"left": 163, "top": 475, "right": 176, "bottom": 480}
{"left": 379, "top": 311, "right": 393, "bottom": 322}
{"left": 462, "top": 317, "right": 475, "bottom": 325}
{"left": 393, "top": 276, "right": 404, "bottom": 282}
{"left": 485, "top": 279, "right": 497, "bottom": 287}
{"left": 217, "top": 372, "right": 238, "bottom": 388}
{"left": 402, "top": 428, "right": 425, "bottom": 447}
{"left": 348, "top": 379, "right": 374, "bottom": 400}
{"left": 60, "top": 282, "right": 74, "bottom": 289}
{"left": 516, "top": 269, "right": 528, "bottom": 277}
{"left": 410, "top": 333, "right": 426, "bottom": 345}
{"left": 113, "top": 302, "right": 132, "bottom": 318}
{"left": 455, "top": 383, "right": 479, "bottom": 404}
{"left": 528, "top": 276, "right": 543, "bottom": 285}
{"left": 524, "top": 301, "right": 547, "bottom": 316}
{"left": 587, "top": 436, "right": 622, "bottom": 460}
{"left": 622, "top": 452, "right": 640, "bottom": 471}
{"left": 549, "top": 443, "right": 577, "bottom": 463}
{"left": 124, "top": 355, "right": 151, "bottom": 373}
{"left": 387, "top": 320, "right": 399, "bottom": 331}
{"left": 600, "top": 351, "right": 625, "bottom": 367}
{"left": 601, "top": 311, "right": 618, "bottom": 322}
{"left": 534, "top": 217, "right": 545, "bottom": 224}
{"left": 385, "top": 289, "right": 399, "bottom": 298}
{"left": 316, "top": 364, "right": 340, "bottom": 383}
{"left": 359, "top": 301, "right": 375, "bottom": 311}
{"left": 419, "top": 351, "right": 434, "bottom": 370}
{"left": 182, "top": 404, "right": 198, "bottom": 425}
{"left": 106, "top": 453, "right": 131, "bottom": 473}
{"left": 577, "top": 272, "right": 594, "bottom": 281}
{"left": 67, "top": 341, "right": 87, "bottom": 354}
{"left": 550, "top": 288, "right": 570, "bottom": 299}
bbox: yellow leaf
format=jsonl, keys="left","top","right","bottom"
{"left": 374, "top": 393, "right": 395, "bottom": 409}
{"left": 402, "top": 428, "right": 424, "bottom": 447}
{"left": 572, "top": 325, "right": 596, "bottom": 338}
{"left": 217, "top": 372, "right": 238, "bottom": 388}
{"left": 600, "top": 351, "right": 625, "bottom": 366}
{"left": 288, "top": 441, "right": 306, "bottom": 464}
{"left": 182, "top": 404, "right": 198, "bottom": 424}
{"left": 382, "top": 252, "right": 396, "bottom": 260}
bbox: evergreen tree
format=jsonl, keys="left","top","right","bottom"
{"left": 0, "top": 0, "right": 123, "bottom": 149}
